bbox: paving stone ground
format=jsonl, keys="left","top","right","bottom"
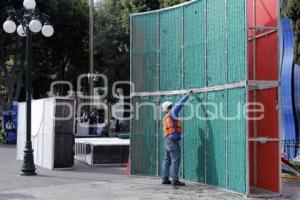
{"left": 0, "top": 144, "right": 299, "bottom": 200}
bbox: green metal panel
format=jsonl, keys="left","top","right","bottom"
{"left": 159, "top": 8, "right": 183, "bottom": 91}
{"left": 131, "top": 13, "right": 158, "bottom": 92}
{"left": 183, "top": 0, "right": 206, "bottom": 88}
{"left": 130, "top": 96, "right": 141, "bottom": 175}
{"left": 227, "top": 0, "right": 246, "bottom": 83}
{"left": 183, "top": 93, "right": 206, "bottom": 183}
{"left": 227, "top": 88, "right": 246, "bottom": 193}
{"left": 130, "top": 0, "right": 248, "bottom": 194}
{"left": 207, "top": 0, "right": 226, "bottom": 86}
{"left": 206, "top": 91, "right": 226, "bottom": 187}
{"left": 131, "top": 96, "right": 158, "bottom": 176}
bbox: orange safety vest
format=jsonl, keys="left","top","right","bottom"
{"left": 163, "top": 113, "right": 182, "bottom": 137}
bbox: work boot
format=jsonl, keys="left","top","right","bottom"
{"left": 162, "top": 179, "right": 171, "bottom": 185}
{"left": 172, "top": 180, "right": 186, "bottom": 186}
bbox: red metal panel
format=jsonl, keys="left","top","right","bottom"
{"left": 247, "top": 0, "right": 280, "bottom": 195}
{"left": 248, "top": 89, "right": 278, "bottom": 138}
{"left": 256, "top": 142, "right": 280, "bottom": 192}
{"left": 248, "top": 89, "right": 280, "bottom": 193}
{"left": 248, "top": 34, "right": 278, "bottom": 81}
{"left": 247, "top": 0, "right": 254, "bottom": 37}
{"left": 248, "top": 141, "right": 280, "bottom": 193}
{"left": 248, "top": 91, "right": 255, "bottom": 138}
{"left": 255, "top": 33, "right": 278, "bottom": 81}
{"left": 255, "top": 0, "right": 277, "bottom": 27}
{"left": 249, "top": 142, "right": 255, "bottom": 186}
{"left": 248, "top": 0, "right": 278, "bottom": 81}
{"left": 256, "top": 88, "right": 279, "bottom": 138}
{"left": 248, "top": 41, "right": 254, "bottom": 80}
{"left": 247, "top": 0, "right": 278, "bottom": 38}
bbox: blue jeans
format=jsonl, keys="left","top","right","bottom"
{"left": 162, "top": 138, "right": 181, "bottom": 181}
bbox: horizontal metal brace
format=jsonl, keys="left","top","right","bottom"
{"left": 247, "top": 80, "right": 279, "bottom": 90}
{"left": 132, "top": 80, "right": 279, "bottom": 97}
{"left": 248, "top": 26, "right": 278, "bottom": 30}
{"left": 248, "top": 30, "right": 277, "bottom": 41}
{"left": 133, "top": 81, "right": 246, "bottom": 97}
{"left": 248, "top": 137, "right": 280, "bottom": 144}
{"left": 248, "top": 193, "right": 280, "bottom": 198}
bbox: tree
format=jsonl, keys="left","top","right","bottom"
{"left": 0, "top": 0, "right": 25, "bottom": 111}
{"left": 160, "top": 0, "right": 190, "bottom": 8}
{"left": 32, "top": 0, "right": 89, "bottom": 97}
{"left": 0, "top": 0, "right": 89, "bottom": 111}
{"left": 94, "top": 0, "right": 131, "bottom": 102}
{"left": 286, "top": 0, "right": 300, "bottom": 64}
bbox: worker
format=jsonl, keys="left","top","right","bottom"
{"left": 161, "top": 90, "right": 193, "bottom": 186}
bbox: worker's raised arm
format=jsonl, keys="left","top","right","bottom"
{"left": 170, "top": 94, "right": 190, "bottom": 119}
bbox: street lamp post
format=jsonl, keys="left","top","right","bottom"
{"left": 2, "top": 0, "right": 54, "bottom": 175}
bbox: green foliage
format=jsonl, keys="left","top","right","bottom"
{"left": 0, "top": 0, "right": 89, "bottom": 108}
{"left": 160, "top": 0, "right": 190, "bottom": 8}
{"left": 286, "top": 0, "right": 300, "bottom": 64}
{"left": 32, "top": 0, "right": 89, "bottom": 97}
{"left": 0, "top": 0, "right": 191, "bottom": 108}
{"left": 94, "top": 0, "right": 130, "bottom": 102}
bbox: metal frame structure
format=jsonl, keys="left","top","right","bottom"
{"left": 246, "top": 0, "right": 280, "bottom": 197}
{"left": 75, "top": 138, "right": 130, "bottom": 166}
{"left": 129, "top": 14, "right": 133, "bottom": 176}
{"left": 245, "top": 0, "right": 249, "bottom": 194}
{"left": 130, "top": 0, "right": 280, "bottom": 197}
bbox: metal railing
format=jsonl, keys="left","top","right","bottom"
{"left": 281, "top": 140, "right": 300, "bottom": 159}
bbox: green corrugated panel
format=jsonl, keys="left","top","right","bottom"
{"left": 159, "top": 8, "right": 183, "bottom": 91}
{"left": 183, "top": 93, "right": 206, "bottom": 183}
{"left": 227, "top": 88, "right": 246, "bottom": 193}
{"left": 183, "top": 0, "right": 206, "bottom": 88}
{"left": 158, "top": 95, "right": 183, "bottom": 178}
{"left": 130, "top": 96, "right": 140, "bottom": 175}
{"left": 206, "top": 91, "right": 226, "bottom": 187}
{"left": 131, "top": 13, "right": 158, "bottom": 92}
{"left": 131, "top": 96, "right": 158, "bottom": 176}
{"left": 131, "top": 0, "right": 248, "bottom": 194}
{"left": 131, "top": 16, "right": 142, "bottom": 92}
{"left": 227, "top": 0, "right": 246, "bottom": 83}
{"left": 207, "top": 0, "right": 226, "bottom": 86}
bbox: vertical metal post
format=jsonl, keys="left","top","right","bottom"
{"left": 245, "top": 0, "right": 250, "bottom": 195}
{"left": 277, "top": 0, "right": 282, "bottom": 195}
{"left": 204, "top": 0, "right": 208, "bottom": 184}
{"left": 253, "top": 0, "right": 258, "bottom": 187}
{"left": 181, "top": 5, "right": 185, "bottom": 179}
{"left": 129, "top": 14, "right": 133, "bottom": 176}
{"left": 224, "top": 0, "right": 228, "bottom": 189}
{"left": 21, "top": 27, "right": 37, "bottom": 176}
{"left": 156, "top": 11, "right": 160, "bottom": 177}
{"left": 89, "top": 0, "right": 94, "bottom": 104}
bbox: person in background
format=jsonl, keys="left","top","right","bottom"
{"left": 88, "top": 107, "right": 98, "bottom": 135}
{"left": 0, "top": 118, "right": 3, "bottom": 139}
{"left": 161, "top": 90, "right": 193, "bottom": 186}
{"left": 80, "top": 111, "right": 88, "bottom": 123}
{"left": 0, "top": 118, "right": 2, "bottom": 131}
{"left": 5, "top": 118, "right": 15, "bottom": 132}
{"left": 110, "top": 117, "right": 117, "bottom": 137}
